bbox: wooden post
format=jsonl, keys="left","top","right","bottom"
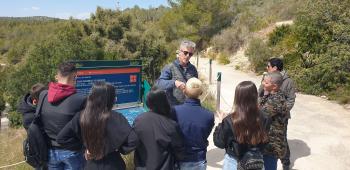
{"left": 216, "top": 72, "right": 221, "bottom": 111}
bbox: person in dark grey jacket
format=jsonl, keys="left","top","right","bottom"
{"left": 133, "top": 86, "right": 185, "bottom": 170}
{"left": 40, "top": 62, "right": 86, "bottom": 170}
{"left": 156, "top": 40, "right": 198, "bottom": 105}
{"left": 258, "top": 58, "right": 296, "bottom": 170}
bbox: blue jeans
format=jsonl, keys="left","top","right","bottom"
{"left": 263, "top": 154, "right": 277, "bottom": 170}
{"left": 179, "top": 160, "right": 207, "bottom": 170}
{"left": 223, "top": 154, "right": 237, "bottom": 170}
{"left": 47, "top": 149, "right": 84, "bottom": 170}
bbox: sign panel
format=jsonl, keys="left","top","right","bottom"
{"left": 74, "top": 61, "right": 142, "bottom": 105}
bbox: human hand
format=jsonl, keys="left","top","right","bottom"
{"left": 175, "top": 80, "right": 186, "bottom": 90}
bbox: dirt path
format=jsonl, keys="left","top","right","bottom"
{"left": 192, "top": 57, "right": 350, "bottom": 170}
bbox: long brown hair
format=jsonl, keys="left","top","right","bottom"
{"left": 80, "top": 81, "right": 116, "bottom": 160}
{"left": 232, "top": 81, "right": 268, "bottom": 145}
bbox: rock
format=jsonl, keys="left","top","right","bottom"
{"left": 320, "top": 95, "right": 328, "bottom": 99}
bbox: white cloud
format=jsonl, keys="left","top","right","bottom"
{"left": 75, "top": 12, "right": 91, "bottom": 20}
{"left": 31, "top": 6, "right": 40, "bottom": 11}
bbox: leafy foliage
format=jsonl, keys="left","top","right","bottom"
{"left": 245, "top": 38, "right": 272, "bottom": 73}
{"left": 267, "top": 0, "right": 350, "bottom": 103}
{"left": 8, "top": 111, "right": 22, "bottom": 128}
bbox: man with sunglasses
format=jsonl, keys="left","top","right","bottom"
{"left": 259, "top": 58, "right": 296, "bottom": 170}
{"left": 157, "top": 40, "right": 198, "bottom": 106}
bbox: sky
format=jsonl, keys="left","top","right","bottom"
{"left": 0, "top": 0, "right": 169, "bottom": 20}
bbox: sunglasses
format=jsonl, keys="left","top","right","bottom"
{"left": 181, "top": 50, "right": 193, "bottom": 57}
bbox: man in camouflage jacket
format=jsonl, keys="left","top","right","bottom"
{"left": 259, "top": 72, "right": 288, "bottom": 170}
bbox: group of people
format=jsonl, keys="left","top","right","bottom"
{"left": 18, "top": 40, "right": 295, "bottom": 170}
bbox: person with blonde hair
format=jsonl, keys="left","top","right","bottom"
{"left": 173, "top": 78, "right": 215, "bottom": 170}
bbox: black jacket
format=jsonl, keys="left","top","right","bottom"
{"left": 39, "top": 90, "right": 86, "bottom": 150}
{"left": 57, "top": 111, "right": 138, "bottom": 170}
{"left": 17, "top": 93, "right": 36, "bottom": 130}
{"left": 213, "top": 113, "right": 271, "bottom": 160}
{"left": 133, "top": 111, "right": 185, "bottom": 170}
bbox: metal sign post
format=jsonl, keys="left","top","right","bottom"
{"left": 216, "top": 72, "right": 221, "bottom": 111}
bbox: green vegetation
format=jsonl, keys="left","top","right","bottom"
{"left": 247, "top": 0, "right": 350, "bottom": 103}
{"left": 217, "top": 53, "right": 230, "bottom": 65}
{"left": 246, "top": 38, "right": 271, "bottom": 73}
{"left": 1, "top": 0, "right": 349, "bottom": 128}
{"left": 8, "top": 111, "right": 22, "bottom": 128}
{"left": 211, "top": 0, "right": 302, "bottom": 59}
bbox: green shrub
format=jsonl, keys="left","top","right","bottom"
{"left": 8, "top": 111, "right": 22, "bottom": 128}
{"left": 245, "top": 38, "right": 272, "bottom": 73}
{"left": 217, "top": 52, "right": 230, "bottom": 65}
{"left": 268, "top": 0, "right": 350, "bottom": 104}
{"left": 268, "top": 25, "right": 291, "bottom": 46}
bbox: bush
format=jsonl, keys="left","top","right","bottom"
{"left": 217, "top": 52, "right": 230, "bottom": 65}
{"left": 267, "top": 0, "right": 350, "bottom": 103}
{"left": 8, "top": 111, "right": 22, "bottom": 128}
{"left": 245, "top": 38, "right": 272, "bottom": 73}
{"left": 268, "top": 25, "right": 291, "bottom": 46}
{"left": 211, "top": 26, "right": 248, "bottom": 54}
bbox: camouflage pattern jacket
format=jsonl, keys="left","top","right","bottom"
{"left": 259, "top": 91, "right": 288, "bottom": 158}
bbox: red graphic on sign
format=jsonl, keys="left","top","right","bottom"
{"left": 130, "top": 75, "right": 137, "bottom": 83}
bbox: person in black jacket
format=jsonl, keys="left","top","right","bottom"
{"left": 57, "top": 81, "right": 138, "bottom": 170}
{"left": 133, "top": 86, "right": 185, "bottom": 170}
{"left": 40, "top": 62, "right": 86, "bottom": 170}
{"left": 17, "top": 83, "right": 46, "bottom": 170}
{"left": 213, "top": 81, "right": 270, "bottom": 170}
{"left": 18, "top": 83, "right": 46, "bottom": 130}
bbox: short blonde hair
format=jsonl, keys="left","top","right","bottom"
{"left": 185, "top": 78, "right": 203, "bottom": 99}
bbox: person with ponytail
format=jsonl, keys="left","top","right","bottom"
{"left": 57, "top": 82, "right": 138, "bottom": 170}
{"left": 213, "top": 81, "right": 270, "bottom": 170}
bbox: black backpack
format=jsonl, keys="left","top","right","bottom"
{"left": 227, "top": 117, "right": 265, "bottom": 170}
{"left": 237, "top": 147, "right": 264, "bottom": 170}
{"left": 23, "top": 92, "right": 48, "bottom": 168}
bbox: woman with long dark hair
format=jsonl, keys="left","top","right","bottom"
{"left": 213, "top": 81, "right": 270, "bottom": 170}
{"left": 133, "top": 86, "right": 185, "bottom": 170}
{"left": 57, "top": 82, "right": 138, "bottom": 170}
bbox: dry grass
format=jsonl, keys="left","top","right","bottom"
{"left": 0, "top": 128, "right": 135, "bottom": 170}
{"left": 0, "top": 128, "right": 31, "bottom": 170}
